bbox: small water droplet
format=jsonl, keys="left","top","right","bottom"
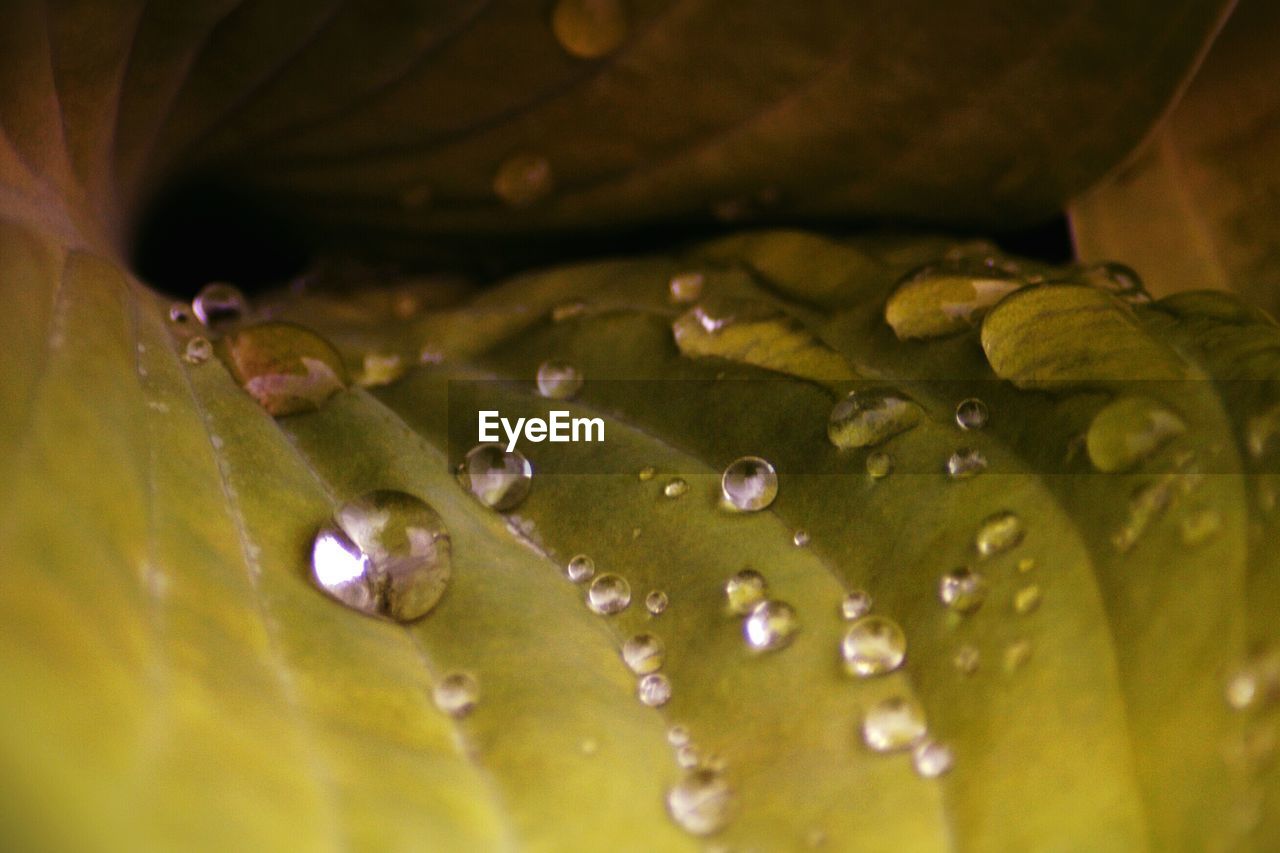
{"left": 667, "top": 768, "right": 733, "bottom": 837}
{"left": 1017, "top": 557, "right": 1036, "bottom": 573}
{"left": 946, "top": 448, "right": 987, "bottom": 479}
{"left": 841, "top": 590, "right": 873, "bottom": 620}
{"left": 675, "top": 744, "right": 701, "bottom": 768}
{"left": 939, "top": 567, "right": 987, "bottom": 614}
{"left": 841, "top": 615, "right": 906, "bottom": 676}
{"left": 168, "top": 302, "right": 192, "bottom": 323}
{"left": 459, "top": 444, "right": 533, "bottom": 511}
{"left": 1180, "top": 508, "right": 1222, "bottom": 546}
{"left": 828, "top": 388, "right": 923, "bottom": 449}
{"left": 952, "top": 644, "right": 980, "bottom": 675}
{"left": 1012, "top": 584, "right": 1042, "bottom": 615}
{"left": 183, "top": 336, "right": 212, "bottom": 364}
{"left": 536, "top": 359, "right": 583, "bottom": 400}
{"left": 721, "top": 456, "right": 778, "bottom": 511}
{"left": 1111, "top": 475, "right": 1177, "bottom": 553}
{"left": 646, "top": 589, "right": 669, "bottom": 615}
{"left": 865, "top": 451, "right": 894, "bottom": 479}
{"left": 192, "top": 282, "right": 248, "bottom": 328}
{"left": 551, "top": 0, "right": 627, "bottom": 58}
{"left": 663, "top": 478, "right": 689, "bottom": 498}
{"left": 357, "top": 352, "right": 407, "bottom": 388}
{"left": 1003, "top": 640, "right": 1032, "bottom": 671}
{"left": 1081, "top": 261, "right": 1150, "bottom": 304}
{"left": 637, "top": 672, "right": 672, "bottom": 707}
{"left": 218, "top": 322, "right": 348, "bottom": 416}
{"left": 724, "top": 569, "right": 767, "bottom": 615}
{"left": 912, "top": 739, "right": 954, "bottom": 778}
{"left": 622, "top": 633, "right": 666, "bottom": 674}
{"left": 954, "top": 398, "right": 989, "bottom": 430}
{"left": 667, "top": 725, "right": 690, "bottom": 747}
{"left": 743, "top": 600, "right": 798, "bottom": 652}
{"left": 1225, "top": 649, "right": 1280, "bottom": 710}
{"left": 310, "top": 490, "right": 452, "bottom": 622}
{"left": 433, "top": 671, "right": 479, "bottom": 718}
{"left": 638, "top": 465, "right": 656, "bottom": 481}
{"left": 862, "top": 695, "right": 927, "bottom": 752}
{"left": 792, "top": 529, "right": 810, "bottom": 547}
{"left": 587, "top": 573, "right": 631, "bottom": 615}
{"left": 1087, "top": 397, "right": 1186, "bottom": 472}
{"left": 669, "top": 271, "right": 705, "bottom": 304}
{"left": 566, "top": 554, "right": 595, "bottom": 583}
{"left": 974, "top": 510, "right": 1024, "bottom": 558}
{"left": 493, "top": 153, "right": 553, "bottom": 207}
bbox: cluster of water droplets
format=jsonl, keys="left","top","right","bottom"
{"left": 723, "top": 569, "right": 798, "bottom": 652}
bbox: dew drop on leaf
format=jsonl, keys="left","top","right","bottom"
{"left": 536, "top": 359, "right": 583, "bottom": 400}
{"left": 953, "top": 644, "right": 980, "bottom": 676}
{"left": 218, "top": 322, "right": 348, "bottom": 416}
{"left": 828, "top": 388, "right": 922, "bottom": 449}
{"left": 565, "top": 554, "right": 595, "bottom": 583}
{"left": 310, "top": 490, "right": 452, "bottom": 622}
{"left": 974, "top": 510, "right": 1024, "bottom": 558}
{"left": 792, "top": 529, "right": 810, "bottom": 547}
{"left": 675, "top": 745, "right": 701, "bottom": 768}
{"left": 865, "top": 451, "right": 894, "bottom": 479}
{"left": 587, "top": 573, "right": 631, "bottom": 615}
{"left": 551, "top": 0, "right": 627, "bottom": 59}
{"left": 954, "top": 397, "right": 989, "bottom": 430}
{"left": 938, "top": 567, "right": 987, "bottom": 614}
{"left": 183, "top": 336, "right": 212, "bottom": 364}
{"left": 637, "top": 673, "right": 672, "bottom": 707}
{"left": 1224, "top": 649, "right": 1280, "bottom": 710}
{"left": 357, "top": 352, "right": 406, "bottom": 388}
{"left": 168, "top": 302, "right": 192, "bottom": 323}
{"left": 1004, "top": 640, "right": 1032, "bottom": 671}
{"left": 912, "top": 739, "right": 954, "bottom": 778}
{"left": 840, "top": 590, "right": 873, "bottom": 620}
{"left": 841, "top": 615, "right": 907, "bottom": 676}
{"left": 668, "top": 271, "right": 705, "bottom": 304}
{"left": 1079, "top": 261, "right": 1151, "bottom": 304}
{"left": 743, "top": 600, "right": 799, "bottom": 652}
{"left": 663, "top": 477, "right": 689, "bottom": 498}
{"left": 667, "top": 725, "right": 690, "bottom": 747}
{"left": 884, "top": 264, "right": 1023, "bottom": 339}
{"left": 645, "top": 589, "right": 669, "bottom": 615}
{"left": 725, "top": 569, "right": 768, "bottom": 615}
{"left": 192, "top": 282, "right": 248, "bottom": 328}
{"left": 1086, "top": 397, "right": 1186, "bottom": 472}
{"left": 458, "top": 443, "right": 533, "bottom": 511}
{"left": 637, "top": 465, "right": 656, "bottom": 481}
{"left": 946, "top": 447, "right": 987, "bottom": 479}
{"left": 1013, "top": 584, "right": 1042, "bottom": 615}
{"left": 862, "top": 695, "right": 927, "bottom": 752}
{"left": 493, "top": 153, "right": 553, "bottom": 207}
{"left": 721, "top": 456, "right": 778, "bottom": 511}
{"left": 433, "top": 671, "right": 479, "bottom": 718}
{"left": 666, "top": 768, "right": 734, "bottom": 837}
{"left": 622, "top": 633, "right": 666, "bottom": 674}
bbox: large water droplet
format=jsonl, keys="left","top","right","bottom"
{"left": 646, "top": 589, "right": 669, "bottom": 615}
{"left": 954, "top": 398, "right": 989, "bottom": 430}
{"left": 587, "top": 573, "right": 631, "bottom": 614}
{"left": 725, "top": 569, "right": 767, "bottom": 615}
{"left": 938, "top": 567, "right": 987, "bottom": 614}
{"left": 974, "top": 510, "right": 1024, "bottom": 558}
{"left": 494, "top": 153, "right": 553, "bottom": 207}
{"left": 912, "top": 739, "right": 954, "bottom": 778}
{"left": 637, "top": 673, "right": 672, "bottom": 707}
{"left": 622, "top": 633, "right": 666, "bottom": 674}
{"left": 828, "top": 388, "right": 923, "bottom": 449}
{"left": 433, "top": 671, "right": 479, "bottom": 718}
{"left": 310, "top": 490, "right": 452, "bottom": 622}
{"left": 861, "top": 695, "right": 927, "bottom": 752}
{"left": 841, "top": 615, "right": 906, "bottom": 676}
{"left": 459, "top": 444, "right": 533, "bottom": 511}
{"left": 743, "top": 600, "right": 798, "bottom": 651}
{"left": 666, "top": 768, "right": 734, "bottom": 837}
{"left": 218, "top": 322, "right": 348, "bottom": 416}
{"left": 551, "top": 0, "right": 627, "bottom": 59}
{"left": 536, "top": 359, "right": 583, "bottom": 400}
{"left": 946, "top": 448, "right": 987, "bottom": 479}
{"left": 566, "top": 554, "right": 595, "bottom": 583}
{"left": 841, "top": 590, "right": 873, "bottom": 620}
{"left": 1087, "top": 397, "right": 1185, "bottom": 472}
{"left": 183, "top": 336, "right": 212, "bottom": 364}
{"left": 669, "top": 272, "right": 705, "bottom": 304}
{"left": 866, "top": 451, "right": 894, "bottom": 479}
{"left": 884, "top": 265, "right": 1023, "bottom": 339}
{"left": 721, "top": 456, "right": 778, "bottom": 511}
{"left": 192, "top": 282, "right": 248, "bottom": 328}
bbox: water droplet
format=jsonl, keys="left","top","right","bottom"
{"left": 841, "top": 615, "right": 907, "bottom": 676}
{"left": 637, "top": 672, "right": 672, "bottom": 707}
{"left": 952, "top": 644, "right": 980, "bottom": 675}
{"left": 743, "top": 600, "right": 798, "bottom": 652}
{"left": 862, "top": 695, "right": 927, "bottom": 752}
{"left": 667, "top": 768, "right": 734, "bottom": 837}
{"left": 433, "top": 671, "right": 479, "bottom": 718}
{"left": 974, "top": 510, "right": 1024, "bottom": 558}
{"left": 310, "top": 490, "right": 452, "bottom": 622}
{"left": 1111, "top": 476, "right": 1176, "bottom": 553}
{"left": 1013, "top": 585, "right": 1042, "bottom": 615}
{"left": 183, "top": 336, "right": 212, "bottom": 364}
{"left": 1081, "top": 261, "right": 1150, "bottom": 304}
{"left": 357, "top": 352, "right": 407, "bottom": 388}
{"left": 646, "top": 589, "right": 669, "bottom": 615}
{"left": 884, "top": 264, "right": 1023, "bottom": 339}
{"left": 946, "top": 448, "right": 987, "bottom": 479}
{"left": 828, "top": 388, "right": 923, "bottom": 449}
{"left": 675, "top": 745, "right": 701, "bottom": 768}
{"left": 938, "top": 567, "right": 987, "bottom": 614}
{"left": 912, "top": 739, "right": 954, "bottom": 778}
{"left": 792, "top": 529, "right": 810, "bottom": 547}
{"left": 1087, "top": 397, "right": 1185, "bottom": 472}
{"left": 168, "top": 302, "right": 192, "bottom": 323}
{"left": 536, "top": 359, "right": 583, "bottom": 400}
{"left": 622, "top": 633, "right": 666, "bottom": 674}
{"left": 459, "top": 444, "right": 533, "bottom": 511}
{"left": 669, "top": 271, "right": 705, "bottom": 304}
{"left": 725, "top": 569, "right": 767, "bottom": 615}
{"left": 192, "top": 282, "right": 248, "bottom": 328}
{"left": 551, "top": 301, "right": 588, "bottom": 322}
{"left": 667, "top": 725, "right": 690, "bottom": 747}
{"left": 841, "top": 590, "right": 872, "bottom": 620}
{"left": 865, "top": 451, "right": 894, "bottom": 479}
{"left": 587, "top": 573, "right": 631, "bottom": 615}
{"left": 1225, "top": 649, "right": 1280, "bottom": 710}
{"left": 638, "top": 465, "right": 656, "bottom": 481}
{"left": 954, "top": 398, "right": 989, "bottom": 430}
{"left": 1181, "top": 508, "right": 1222, "bottom": 546}
{"left": 663, "top": 478, "right": 689, "bottom": 498}
{"left": 494, "top": 153, "right": 553, "bottom": 207}
{"left": 566, "top": 554, "right": 595, "bottom": 583}
{"left": 1003, "top": 640, "right": 1032, "bottom": 671}
{"left": 218, "top": 322, "right": 348, "bottom": 416}
{"left": 551, "top": 0, "right": 627, "bottom": 58}
{"left": 1017, "top": 557, "right": 1036, "bottom": 573}
{"left": 721, "top": 456, "right": 778, "bottom": 511}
